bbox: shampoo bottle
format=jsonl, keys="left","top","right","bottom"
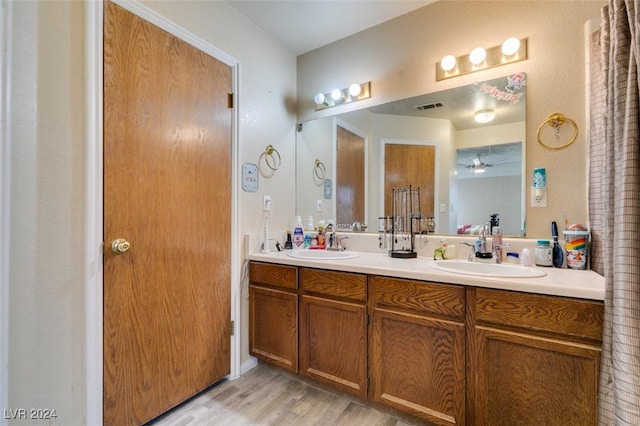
{"left": 292, "top": 216, "right": 305, "bottom": 249}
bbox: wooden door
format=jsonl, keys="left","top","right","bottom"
{"left": 384, "top": 144, "right": 435, "bottom": 216}
{"left": 249, "top": 261, "right": 299, "bottom": 372}
{"left": 371, "top": 308, "right": 465, "bottom": 425}
{"left": 299, "top": 295, "right": 368, "bottom": 397}
{"left": 474, "top": 327, "right": 600, "bottom": 426}
{"left": 103, "top": 2, "right": 232, "bottom": 424}
{"left": 336, "top": 126, "right": 365, "bottom": 225}
{"left": 299, "top": 268, "right": 368, "bottom": 398}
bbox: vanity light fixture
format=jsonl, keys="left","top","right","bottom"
{"left": 469, "top": 47, "right": 487, "bottom": 65}
{"left": 440, "top": 54, "right": 457, "bottom": 72}
{"left": 474, "top": 109, "right": 496, "bottom": 124}
{"left": 437, "top": 37, "right": 528, "bottom": 81}
{"left": 501, "top": 37, "right": 521, "bottom": 56}
{"left": 314, "top": 81, "right": 371, "bottom": 111}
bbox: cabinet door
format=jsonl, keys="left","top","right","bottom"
{"left": 371, "top": 308, "right": 465, "bottom": 426}
{"left": 249, "top": 286, "right": 298, "bottom": 372}
{"left": 475, "top": 326, "right": 600, "bottom": 426}
{"left": 299, "top": 295, "right": 367, "bottom": 397}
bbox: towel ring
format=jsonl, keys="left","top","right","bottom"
{"left": 259, "top": 145, "right": 281, "bottom": 171}
{"left": 537, "top": 113, "right": 578, "bottom": 150}
{"left": 313, "top": 159, "right": 326, "bottom": 180}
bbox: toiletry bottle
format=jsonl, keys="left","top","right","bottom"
{"left": 492, "top": 226, "right": 502, "bottom": 261}
{"left": 292, "top": 216, "right": 305, "bottom": 249}
{"left": 520, "top": 247, "right": 533, "bottom": 266}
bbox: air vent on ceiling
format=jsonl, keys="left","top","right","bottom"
{"left": 414, "top": 102, "right": 444, "bottom": 111}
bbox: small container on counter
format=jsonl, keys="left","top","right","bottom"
{"left": 564, "top": 224, "right": 590, "bottom": 270}
{"left": 535, "top": 240, "right": 553, "bottom": 267}
{"left": 520, "top": 247, "right": 533, "bottom": 266}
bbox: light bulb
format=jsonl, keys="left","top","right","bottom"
{"left": 501, "top": 37, "right": 520, "bottom": 56}
{"left": 348, "top": 83, "right": 362, "bottom": 97}
{"left": 440, "top": 54, "right": 457, "bottom": 71}
{"left": 330, "top": 89, "right": 343, "bottom": 101}
{"left": 469, "top": 47, "right": 486, "bottom": 65}
{"left": 313, "top": 92, "right": 325, "bottom": 105}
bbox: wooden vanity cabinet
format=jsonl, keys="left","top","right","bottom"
{"left": 299, "top": 268, "right": 368, "bottom": 398}
{"left": 249, "top": 262, "right": 298, "bottom": 372}
{"left": 471, "top": 288, "right": 604, "bottom": 426}
{"left": 370, "top": 276, "right": 466, "bottom": 426}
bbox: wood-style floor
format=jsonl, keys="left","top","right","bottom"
{"left": 148, "top": 363, "right": 429, "bottom": 426}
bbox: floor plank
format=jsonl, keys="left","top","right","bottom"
{"left": 147, "top": 363, "right": 429, "bottom": 426}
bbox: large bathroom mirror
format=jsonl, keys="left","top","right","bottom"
{"left": 296, "top": 72, "right": 526, "bottom": 236}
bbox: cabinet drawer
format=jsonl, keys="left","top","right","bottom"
{"left": 475, "top": 288, "right": 604, "bottom": 342}
{"left": 249, "top": 262, "right": 298, "bottom": 290}
{"left": 373, "top": 276, "right": 465, "bottom": 321}
{"left": 300, "top": 268, "right": 366, "bottom": 302}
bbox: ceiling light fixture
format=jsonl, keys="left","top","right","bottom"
{"left": 436, "top": 37, "right": 528, "bottom": 81}
{"left": 474, "top": 109, "right": 496, "bottom": 124}
{"left": 314, "top": 81, "right": 371, "bottom": 111}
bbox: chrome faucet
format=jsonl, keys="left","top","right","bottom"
{"left": 325, "top": 224, "right": 347, "bottom": 251}
{"left": 474, "top": 225, "right": 498, "bottom": 261}
{"left": 324, "top": 224, "right": 337, "bottom": 250}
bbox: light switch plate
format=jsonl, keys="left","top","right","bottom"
{"left": 323, "top": 179, "right": 332, "bottom": 199}
{"left": 242, "top": 163, "right": 258, "bottom": 192}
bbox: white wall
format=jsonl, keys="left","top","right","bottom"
{"left": 297, "top": 0, "right": 607, "bottom": 238}
{"left": 5, "top": 1, "right": 296, "bottom": 424}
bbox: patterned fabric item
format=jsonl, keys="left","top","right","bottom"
{"left": 590, "top": 1, "right": 640, "bottom": 424}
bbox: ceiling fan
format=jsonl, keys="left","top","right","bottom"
{"left": 463, "top": 155, "right": 493, "bottom": 173}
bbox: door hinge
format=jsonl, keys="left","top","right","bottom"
{"left": 367, "top": 377, "right": 370, "bottom": 390}
{"left": 366, "top": 313, "right": 370, "bottom": 326}
{"left": 227, "top": 92, "right": 234, "bottom": 109}
{"left": 230, "top": 320, "right": 235, "bottom": 336}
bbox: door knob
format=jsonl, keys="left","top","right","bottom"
{"left": 111, "top": 238, "right": 131, "bottom": 254}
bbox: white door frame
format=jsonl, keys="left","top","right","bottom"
{"left": 85, "top": 1, "right": 241, "bottom": 424}
{"left": 0, "top": 2, "right": 12, "bottom": 425}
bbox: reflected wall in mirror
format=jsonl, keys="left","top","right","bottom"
{"left": 296, "top": 73, "right": 526, "bottom": 236}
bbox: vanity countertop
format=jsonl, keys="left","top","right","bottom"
{"left": 249, "top": 250, "right": 605, "bottom": 301}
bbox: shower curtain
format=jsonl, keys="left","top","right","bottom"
{"left": 589, "top": 0, "right": 640, "bottom": 424}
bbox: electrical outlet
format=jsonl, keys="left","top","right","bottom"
{"left": 316, "top": 199, "right": 323, "bottom": 212}
{"left": 263, "top": 195, "right": 271, "bottom": 212}
{"left": 531, "top": 186, "right": 547, "bottom": 207}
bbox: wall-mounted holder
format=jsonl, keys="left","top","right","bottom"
{"left": 537, "top": 113, "right": 578, "bottom": 150}
{"left": 258, "top": 144, "right": 281, "bottom": 177}
{"left": 313, "top": 159, "right": 326, "bottom": 186}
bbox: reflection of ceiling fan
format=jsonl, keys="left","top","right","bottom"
{"left": 463, "top": 155, "right": 493, "bottom": 173}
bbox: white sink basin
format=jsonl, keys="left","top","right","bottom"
{"left": 428, "top": 260, "right": 546, "bottom": 278}
{"left": 286, "top": 250, "right": 359, "bottom": 260}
